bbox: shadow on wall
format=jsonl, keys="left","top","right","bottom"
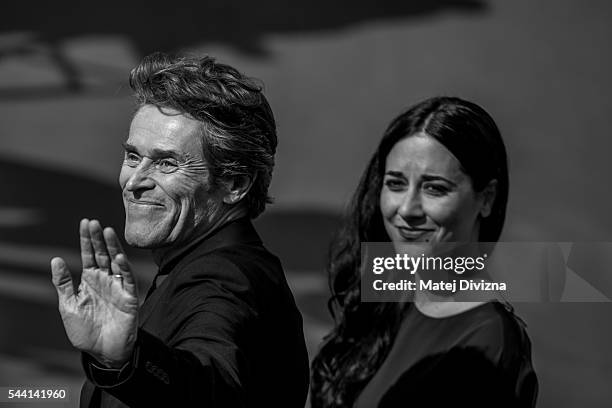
{"left": 1, "top": 158, "right": 125, "bottom": 248}
{"left": 256, "top": 209, "right": 341, "bottom": 272}
{"left": 1, "top": 0, "right": 486, "bottom": 97}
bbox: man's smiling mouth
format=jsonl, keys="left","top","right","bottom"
{"left": 127, "top": 198, "right": 165, "bottom": 207}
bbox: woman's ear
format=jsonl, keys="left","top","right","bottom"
{"left": 480, "top": 179, "right": 498, "bottom": 218}
{"left": 222, "top": 174, "right": 255, "bottom": 205}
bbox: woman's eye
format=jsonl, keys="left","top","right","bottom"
{"left": 384, "top": 179, "right": 406, "bottom": 191}
{"left": 423, "top": 183, "right": 449, "bottom": 196}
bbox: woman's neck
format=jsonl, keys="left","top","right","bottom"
{"left": 413, "top": 274, "right": 496, "bottom": 318}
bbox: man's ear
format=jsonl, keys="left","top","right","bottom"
{"left": 221, "top": 174, "right": 255, "bottom": 205}
{"left": 479, "top": 179, "right": 498, "bottom": 218}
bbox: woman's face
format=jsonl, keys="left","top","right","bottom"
{"left": 380, "top": 133, "right": 494, "bottom": 253}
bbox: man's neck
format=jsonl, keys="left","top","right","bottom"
{"left": 152, "top": 204, "right": 249, "bottom": 269}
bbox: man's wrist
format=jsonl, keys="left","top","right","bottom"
{"left": 88, "top": 345, "right": 135, "bottom": 369}
{"left": 83, "top": 347, "right": 139, "bottom": 388}
{"left": 87, "top": 331, "right": 138, "bottom": 369}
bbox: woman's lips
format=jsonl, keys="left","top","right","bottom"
{"left": 396, "top": 227, "right": 435, "bottom": 241}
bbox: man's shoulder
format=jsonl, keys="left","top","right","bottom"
{"left": 164, "top": 241, "right": 290, "bottom": 307}
{"left": 171, "top": 218, "right": 282, "bottom": 279}
{"left": 179, "top": 241, "right": 282, "bottom": 279}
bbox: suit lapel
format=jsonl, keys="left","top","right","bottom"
{"left": 138, "top": 274, "right": 168, "bottom": 328}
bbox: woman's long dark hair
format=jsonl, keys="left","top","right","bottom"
{"left": 310, "top": 96, "right": 509, "bottom": 408}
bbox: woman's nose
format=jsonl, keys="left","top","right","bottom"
{"left": 397, "top": 188, "right": 425, "bottom": 221}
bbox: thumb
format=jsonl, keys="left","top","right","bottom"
{"left": 51, "top": 257, "right": 75, "bottom": 300}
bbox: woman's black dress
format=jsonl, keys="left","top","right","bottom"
{"left": 354, "top": 302, "right": 538, "bottom": 408}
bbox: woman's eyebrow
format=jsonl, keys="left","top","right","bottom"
{"left": 384, "top": 170, "right": 458, "bottom": 187}
{"left": 422, "top": 174, "right": 458, "bottom": 187}
{"left": 384, "top": 170, "right": 406, "bottom": 178}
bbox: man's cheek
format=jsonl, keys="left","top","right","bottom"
{"left": 118, "top": 166, "right": 130, "bottom": 188}
{"left": 165, "top": 172, "right": 203, "bottom": 193}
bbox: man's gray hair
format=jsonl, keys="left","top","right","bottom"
{"left": 129, "top": 52, "right": 277, "bottom": 218}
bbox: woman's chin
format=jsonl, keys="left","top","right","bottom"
{"left": 392, "top": 241, "right": 432, "bottom": 257}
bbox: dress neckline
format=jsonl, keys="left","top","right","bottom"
{"left": 412, "top": 300, "right": 498, "bottom": 320}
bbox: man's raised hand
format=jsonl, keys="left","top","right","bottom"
{"left": 51, "top": 219, "right": 138, "bottom": 368}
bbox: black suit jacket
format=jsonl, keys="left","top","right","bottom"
{"left": 80, "top": 218, "right": 309, "bottom": 407}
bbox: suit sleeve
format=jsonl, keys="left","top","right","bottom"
{"left": 83, "top": 255, "right": 258, "bottom": 408}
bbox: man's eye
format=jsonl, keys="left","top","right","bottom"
{"left": 124, "top": 152, "right": 141, "bottom": 166}
{"left": 157, "top": 159, "right": 179, "bottom": 173}
{"left": 423, "top": 183, "right": 449, "bottom": 196}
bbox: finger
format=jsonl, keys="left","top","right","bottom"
{"left": 103, "top": 227, "right": 125, "bottom": 259}
{"left": 89, "top": 219, "right": 111, "bottom": 270}
{"left": 51, "top": 257, "right": 75, "bottom": 300}
{"left": 80, "top": 218, "right": 96, "bottom": 269}
{"left": 111, "top": 254, "right": 137, "bottom": 296}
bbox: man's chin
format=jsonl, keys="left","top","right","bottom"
{"left": 124, "top": 229, "right": 169, "bottom": 249}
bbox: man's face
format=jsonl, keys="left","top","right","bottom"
{"left": 119, "top": 104, "right": 222, "bottom": 248}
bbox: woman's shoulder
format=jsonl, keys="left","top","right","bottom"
{"left": 401, "top": 301, "right": 531, "bottom": 357}
{"left": 409, "top": 301, "right": 531, "bottom": 357}
{"left": 456, "top": 302, "right": 532, "bottom": 365}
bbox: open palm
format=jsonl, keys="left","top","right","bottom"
{"left": 51, "top": 219, "right": 138, "bottom": 368}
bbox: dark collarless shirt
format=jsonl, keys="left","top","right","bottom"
{"left": 81, "top": 218, "right": 310, "bottom": 408}
{"left": 355, "top": 302, "right": 538, "bottom": 408}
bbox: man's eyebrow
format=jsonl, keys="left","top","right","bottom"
{"left": 150, "top": 148, "right": 183, "bottom": 160}
{"left": 122, "top": 143, "right": 183, "bottom": 159}
{"left": 122, "top": 142, "right": 136, "bottom": 151}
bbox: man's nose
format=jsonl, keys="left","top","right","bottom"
{"left": 397, "top": 187, "right": 425, "bottom": 221}
{"left": 125, "top": 161, "right": 156, "bottom": 192}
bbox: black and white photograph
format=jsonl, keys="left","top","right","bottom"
{"left": 1, "top": 1, "right": 611, "bottom": 407}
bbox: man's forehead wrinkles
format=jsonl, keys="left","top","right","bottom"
{"left": 130, "top": 122, "right": 181, "bottom": 141}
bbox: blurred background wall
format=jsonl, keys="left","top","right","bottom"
{"left": 1, "top": 0, "right": 611, "bottom": 406}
